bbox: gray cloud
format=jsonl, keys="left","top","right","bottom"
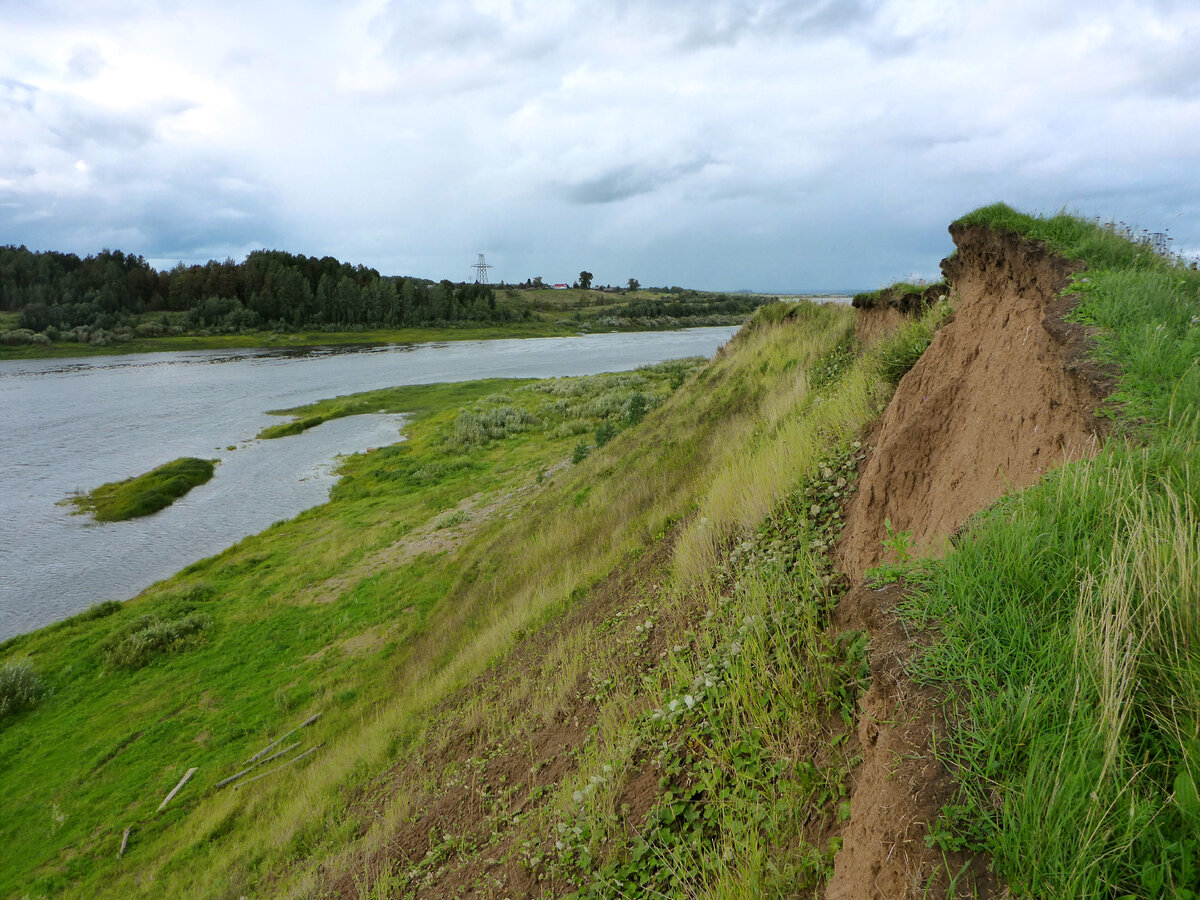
{"left": 0, "top": 0, "right": 1198, "bottom": 291}
{"left": 559, "top": 156, "right": 713, "bottom": 204}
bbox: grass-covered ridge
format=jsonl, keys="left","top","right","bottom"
{"left": 66, "top": 457, "right": 217, "bottom": 521}
{"left": 898, "top": 204, "right": 1200, "bottom": 897}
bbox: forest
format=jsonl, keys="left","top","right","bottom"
{"left": 0, "top": 245, "right": 517, "bottom": 341}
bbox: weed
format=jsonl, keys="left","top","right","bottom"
{"left": 0, "top": 659, "right": 49, "bottom": 719}
{"left": 434, "top": 509, "right": 470, "bottom": 530}
{"left": 99, "top": 613, "right": 213, "bottom": 670}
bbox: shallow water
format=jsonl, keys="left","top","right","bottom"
{"left": 0, "top": 327, "right": 736, "bottom": 639}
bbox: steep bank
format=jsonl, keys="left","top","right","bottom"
{"left": 2, "top": 205, "right": 1194, "bottom": 899}
{"left": 830, "top": 205, "right": 1199, "bottom": 899}
{"left": 837, "top": 225, "right": 1106, "bottom": 579}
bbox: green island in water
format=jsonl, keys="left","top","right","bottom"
{"left": 1, "top": 205, "right": 1198, "bottom": 899}
{"left": 65, "top": 457, "right": 218, "bottom": 522}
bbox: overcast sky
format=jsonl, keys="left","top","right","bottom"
{"left": 2, "top": 0, "right": 1198, "bottom": 290}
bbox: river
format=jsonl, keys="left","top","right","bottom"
{"left": 0, "top": 327, "right": 737, "bottom": 640}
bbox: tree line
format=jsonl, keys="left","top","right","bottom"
{"left": 0, "top": 245, "right": 521, "bottom": 337}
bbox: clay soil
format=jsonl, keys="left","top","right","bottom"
{"left": 837, "top": 224, "right": 1107, "bottom": 580}
{"left": 825, "top": 583, "right": 1000, "bottom": 900}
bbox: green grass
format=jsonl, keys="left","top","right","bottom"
{"left": 851, "top": 281, "right": 931, "bottom": 306}
{"left": 314, "top": 300, "right": 932, "bottom": 898}
{"left": 0, "top": 352, "right": 733, "bottom": 898}
{"left": 67, "top": 457, "right": 217, "bottom": 521}
{"left": 894, "top": 204, "right": 1200, "bottom": 897}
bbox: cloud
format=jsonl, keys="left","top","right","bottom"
{"left": 558, "top": 156, "right": 713, "bottom": 204}
{"left": 0, "top": 0, "right": 1198, "bottom": 290}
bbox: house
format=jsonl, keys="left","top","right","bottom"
{"left": 552, "top": 283, "right": 570, "bottom": 290}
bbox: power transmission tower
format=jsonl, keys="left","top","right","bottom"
{"left": 472, "top": 253, "right": 493, "bottom": 284}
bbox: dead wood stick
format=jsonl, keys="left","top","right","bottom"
{"left": 214, "top": 741, "right": 302, "bottom": 790}
{"left": 233, "top": 744, "right": 324, "bottom": 790}
{"left": 246, "top": 713, "right": 321, "bottom": 764}
{"left": 118, "top": 826, "right": 131, "bottom": 858}
{"left": 157, "top": 767, "right": 197, "bottom": 812}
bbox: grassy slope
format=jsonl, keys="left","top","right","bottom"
{"left": 0, "top": 359, "right": 704, "bottom": 897}
{"left": 0, "top": 298, "right": 878, "bottom": 900}
{"left": 67, "top": 457, "right": 217, "bottom": 521}
{"left": 901, "top": 204, "right": 1200, "bottom": 897}
{"left": 309, "top": 300, "right": 935, "bottom": 898}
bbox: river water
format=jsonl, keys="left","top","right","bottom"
{"left": 0, "top": 327, "right": 737, "bottom": 640}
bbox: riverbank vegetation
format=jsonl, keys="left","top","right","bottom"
{"left": 0, "top": 244, "right": 770, "bottom": 359}
{"left": 66, "top": 457, "right": 217, "bottom": 522}
{"left": 1, "top": 205, "right": 1195, "bottom": 899}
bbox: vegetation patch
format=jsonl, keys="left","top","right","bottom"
{"left": 0, "top": 659, "right": 49, "bottom": 720}
{"left": 99, "top": 613, "right": 213, "bottom": 670}
{"left": 874, "top": 295, "right": 951, "bottom": 386}
{"left": 67, "top": 457, "right": 217, "bottom": 521}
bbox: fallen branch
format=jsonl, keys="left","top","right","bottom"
{"left": 118, "top": 826, "right": 131, "bottom": 858}
{"left": 246, "top": 713, "right": 321, "bottom": 764}
{"left": 213, "top": 741, "right": 302, "bottom": 790}
{"left": 234, "top": 744, "right": 324, "bottom": 790}
{"left": 157, "top": 767, "right": 197, "bottom": 812}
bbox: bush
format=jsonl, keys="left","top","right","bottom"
{"left": 0, "top": 659, "right": 49, "bottom": 719}
{"left": 572, "top": 441, "right": 591, "bottom": 464}
{"left": 449, "top": 406, "right": 538, "bottom": 447}
{"left": 623, "top": 391, "right": 648, "bottom": 425}
{"left": 99, "top": 613, "right": 212, "bottom": 670}
{"left": 0, "top": 329, "right": 48, "bottom": 346}
{"left": 595, "top": 421, "right": 617, "bottom": 447}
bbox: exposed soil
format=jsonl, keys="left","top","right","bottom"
{"left": 837, "top": 224, "right": 1107, "bottom": 579}
{"left": 324, "top": 521, "right": 696, "bottom": 899}
{"left": 854, "top": 307, "right": 905, "bottom": 347}
{"left": 826, "top": 583, "right": 999, "bottom": 900}
{"left": 853, "top": 282, "right": 948, "bottom": 347}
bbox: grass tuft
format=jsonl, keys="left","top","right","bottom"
{"left": 0, "top": 659, "right": 49, "bottom": 719}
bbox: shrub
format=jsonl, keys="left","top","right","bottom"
{"left": 572, "top": 441, "right": 591, "bottom": 464}
{"left": 595, "top": 421, "right": 617, "bottom": 447}
{"left": 622, "top": 391, "right": 648, "bottom": 425}
{"left": 99, "top": 613, "right": 212, "bottom": 670}
{"left": 449, "top": 406, "right": 538, "bottom": 447}
{"left": 0, "top": 329, "right": 48, "bottom": 346}
{"left": 0, "top": 659, "right": 49, "bottom": 719}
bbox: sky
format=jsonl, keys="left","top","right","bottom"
{"left": 1, "top": 0, "right": 1198, "bottom": 291}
